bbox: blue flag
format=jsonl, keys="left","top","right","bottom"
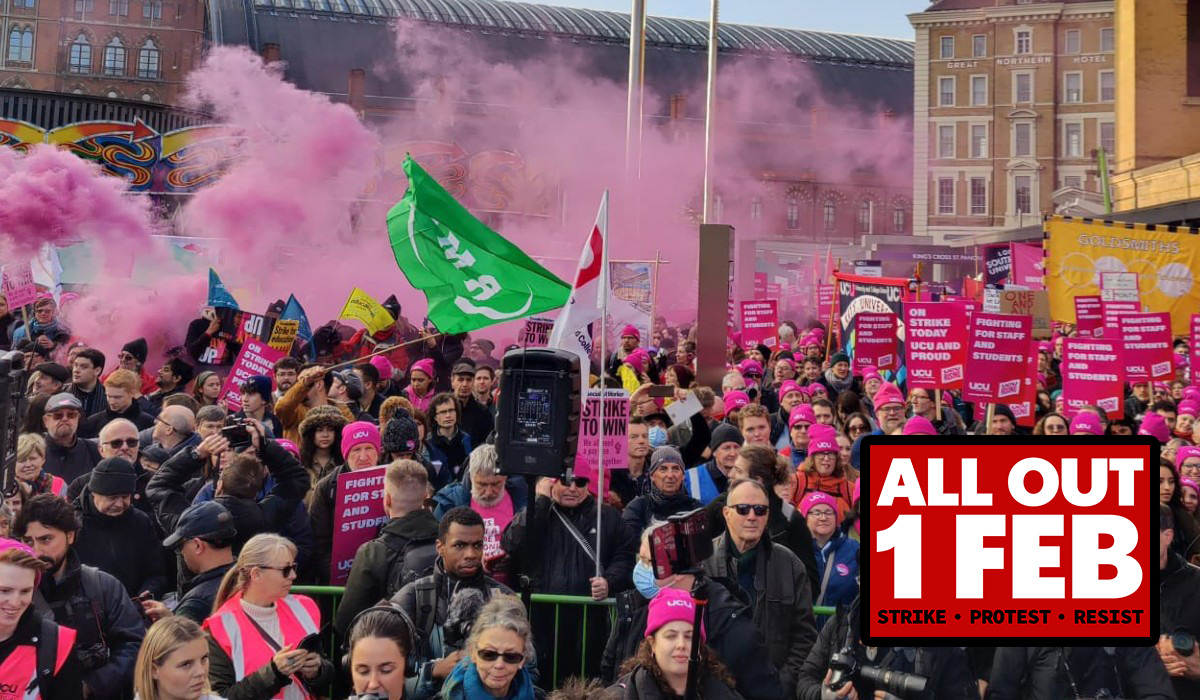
{"left": 282, "top": 294, "right": 315, "bottom": 361}
{"left": 207, "top": 269, "right": 239, "bottom": 309}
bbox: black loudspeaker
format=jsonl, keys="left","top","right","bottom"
{"left": 495, "top": 348, "right": 581, "bottom": 478}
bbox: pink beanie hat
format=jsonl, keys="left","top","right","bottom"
{"left": 341, "top": 421, "right": 381, "bottom": 459}
{"left": 275, "top": 439, "right": 300, "bottom": 459}
{"left": 788, "top": 404, "right": 816, "bottom": 429}
{"left": 621, "top": 324, "right": 641, "bottom": 341}
{"left": 370, "top": 355, "right": 395, "bottom": 381}
{"left": 0, "top": 538, "right": 41, "bottom": 584}
{"left": 872, "top": 382, "right": 905, "bottom": 409}
{"left": 409, "top": 358, "right": 435, "bottom": 380}
{"left": 723, "top": 390, "right": 751, "bottom": 411}
{"left": 646, "top": 588, "right": 705, "bottom": 639}
{"left": 1070, "top": 412, "right": 1105, "bottom": 436}
{"left": 1178, "top": 400, "right": 1199, "bottom": 418}
{"left": 807, "top": 424, "right": 839, "bottom": 454}
{"left": 624, "top": 348, "right": 650, "bottom": 373}
{"left": 902, "top": 415, "right": 937, "bottom": 436}
{"left": 1176, "top": 446, "right": 1200, "bottom": 466}
{"left": 1139, "top": 412, "right": 1171, "bottom": 443}
{"left": 778, "top": 381, "right": 802, "bottom": 400}
{"left": 799, "top": 490, "right": 839, "bottom": 520}
{"left": 1181, "top": 476, "right": 1199, "bottom": 496}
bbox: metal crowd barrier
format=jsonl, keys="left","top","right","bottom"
{"left": 290, "top": 585, "right": 836, "bottom": 690}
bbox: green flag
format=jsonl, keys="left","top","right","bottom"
{"left": 387, "top": 156, "right": 570, "bottom": 334}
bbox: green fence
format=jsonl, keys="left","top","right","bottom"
{"left": 291, "top": 585, "right": 835, "bottom": 690}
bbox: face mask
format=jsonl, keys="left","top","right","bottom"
{"left": 633, "top": 560, "right": 661, "bottom": 600}
{"left": 648, "top": 426, "right": 668, "bottom": 448}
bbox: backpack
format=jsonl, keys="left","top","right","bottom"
{"left": 381, "top": 531, "right": 438, "bottom": 598}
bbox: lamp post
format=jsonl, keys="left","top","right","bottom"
{"left": 701, "top": 0, "right": 719, "bottom": 223}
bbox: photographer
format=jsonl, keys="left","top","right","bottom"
{"left": 701, "top": 479, "right": 817, "bottom": 690}
{"left": 988, "top": 646, "right": 1174, "bottom": 700}
{"left": 1158, "top": 502, "right": 1200, "bottom": 698}
{"left": 797, "top": 595, "right": 976, "bottom": 700}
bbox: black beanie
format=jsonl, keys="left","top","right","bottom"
{"left": 90, "top": 457, "right": 137, "bottom": 496}
{"left": 709, "top": 422, "right": 744, "bottom": 452}
{"left": 992, "top": 404, "right": 1017, "bottom": 426}
{"left": 382, "top": 412, "right": 420, "bottom": 455}
{"left": 122, "top": 338, "right": 148, "bottom": 365}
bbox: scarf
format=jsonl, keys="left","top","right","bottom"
{"left": 26, "top": 471, "right": 55, "bottom": 495}
{"left": 648, "top": 486, "right": 694, "bottom": 516}
{"left": 443, "top": 658, "right": 537, "bottom": 700}
{"left": 822, "top": 368, "right": 854, "bottom": 395}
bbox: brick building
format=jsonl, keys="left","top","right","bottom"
{"left": 0, "top": 0, "right": 204, "bottom": 104}
{"left": 909, "top": 0, "right": 1115, "bottom": 243}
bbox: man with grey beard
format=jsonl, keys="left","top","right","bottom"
{"left": 431, "top": 444, "right": 527, "bottom": 573}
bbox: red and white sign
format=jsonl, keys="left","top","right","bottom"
{"left": 1074, "top": 296, "right": 1104, "bottom": 337}
{"left": 1102, "top": 300, "right": 1141, "bottom": 335}
{"left": 905, "top": 302, "right": 969, "bottom": 390}
{"left": 1061, "top": 338, "right": 1125, "bottom": 418}
{"left": 854, "top": 312, "right": 899, "bottom": 372}
{"left": 520, "top": 317, "right": 554, "bottom": 347}
{"left": 740, "top": 300, "right": 778, "bottom": 349}
{"left": 573, "top": 389, "right": 629, "bottom": 475}
{"left": 817, "top": 285, "right": 835, "bottom": 322}
{"left": 963, "top": 313, "right": 1031, "bottom": 403}
{"left": 217, "top": 339, "right": 286, "bottom": 412}
{"left": 329, "top": 465, "right": 387, "bottom": 585}
{"left": 863, "top": 439, "right": 1156, "bottom": 645}
{"left": 1, "top": 262, "right": 36, "bottom": 308}
{"left": 1118, "top": 312, "right": 1173, "bottom": 383}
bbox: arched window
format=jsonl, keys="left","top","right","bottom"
{"left": 786, "top": 196, "right": 799, "bottom": 230}
{"left": 858, "top": 200, "right": 872, "bottom": 233}
{"left": 137, "top": 38, "right": 159, "bottom": 78}
{"left": 7, "top": 26, "right": 32, "bottom": 64}
{"left": 69, "top": 33, "right": 92, "bottom": 73}
{"left": 103, "top": 36, "right": 125, "bottom": 76}
{"left": 823, "top": 201, "right": 836, "bottom": 231}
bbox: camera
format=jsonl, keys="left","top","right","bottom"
{"left": 649, "top": 509, "right": 713, "bottom": 578}
{"left": 828, "top": 644, "right": 927, "bottom": 698}
{"left": 1172, "top": 628, "right": 1195, "bottom": 656}
{"left": 222, "top": 418, "right": 253, "bottom": 452}
{"left": 77, "top": 641, "right": 111, "bottom": 671}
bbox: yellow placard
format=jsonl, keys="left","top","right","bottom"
{"left": 1044, "top": 215, "right": 1200, "bottom": 335}
{"left": 339, "top": 288, "right": 396, "bottom": 335}
{"left": 267, "top": 319, "right": 300, "bottom": 352}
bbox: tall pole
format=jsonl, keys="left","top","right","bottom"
{"left": 701, "top": 0, "right": 719, "bottom": 223}
{"left": 625, "top": 0, "right": 646, "bottom": 179}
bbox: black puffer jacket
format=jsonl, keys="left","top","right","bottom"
{"left": 603, "top": 665, "right": 744, "bottom": 699}
{"left": 621, "top": 490, "right": 702, "bottom": 534}
{"left": 43, "top": 435, "right": 101, "bottom": 485}
{"left": 73, "top": 485, "right": 168, "bottom": 597}
{"left": 988, "top": 646, "right": 1174, "bottom": 700}
{"left": 1160, "top": 551, "right": 1200, "bottom": 700}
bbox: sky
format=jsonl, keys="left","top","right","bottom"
{"left": 518, "top": 0, "right": 933, "bottom": 39}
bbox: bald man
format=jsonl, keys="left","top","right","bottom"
{"left": 152, "top": 404, "right": 198, "bottom": 456}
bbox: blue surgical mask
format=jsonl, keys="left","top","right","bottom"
{"left": 648, "top": 426, "right": 668, "bottom": 448}
{"left": 633, "top": 560, "right": 661, "bottom": 600}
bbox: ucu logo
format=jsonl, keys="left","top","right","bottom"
{"left": 352, "top": 431, "right": 370, "bottom": 440}
{"left": 665, "top": 599, "right": 692, "bottom": 609}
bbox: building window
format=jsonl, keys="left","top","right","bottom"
{"left": 1014, "top": 122, "right": 1033, "bottom": 157}
{"left": 1064, "top": 72, "right": 1083, "bottom": 103}
{"left": 937, "top": 178, "right": 955, "bottom": 215}
{"left": 103, "top": 36, "right": 125, "bottom": 76}
{"left": 972, "top": 34, "right": 986, "bottom": 57}
{"left": 1100, "top": 121, "right": 1115, "bottom": 157}
{"left": 970, "top": 75, "right": 987, "bottom": 106}
{"left": 1099, "top": 70, "right": 1115, "bottom": 102}
{"left": 858, "top": 201, "right": 872, "bottom": 233}
{"left": 940, "top": 36, "right": 955, "bottom": 59}
{"left": 823, "top": 201, "right": 836, "bottom": 231}
{"left": 893, "top": 208, "right": 905, "bottom": 233}
{"left": 138, "top": 38, "right": 159, "bottom": 78}
{"left": 143, "top": 0, "right": 162, "bottom": 19}
{"left": 939, "top": 76, "right": 955, "bottom": 107}
{"left": 938, "top": 124, "right": 955, "bottom": 159}
{"left": 12, "top": 0, "right": 35, "bottom": 7}
{"left": 1013, "top": 73, "right": 1032, "bottom": 104}
{"left": 69, "top": 33, "right": 91, "bottom": 73}
{"left": 786, "top": 197, "right": 798, "bottom": 230}
{"left": 970, "top": 124, "right": 988, "bottom": 158}
{"left": 1100, "top": 27, "right": 1115, "bottom": 53}
{"left": 1064, "top": 29, "right": 1081, "bottom": 54}
{"left": 970, "top": 178, "right": 987, "bottom": 215}
{"left": 1014, "top": 175, "right": 1033, "bottom": 214}
{"left": 1064, "top": 123, "right": 1083, "bottom": 158}
{"left": 75, "top": 0, "right": 93, "bottom": 12}
{"left": 6, "top": 26, "right": 32, "bottom": 64}
{"left": 750, "top": 197, "right": 762, "bottom": 221}
{"left": 109, "top": 0, "right": 127, "bottom": 15}
{"left": 1015, "top": 29, "right": 1032, "bottom": 55}
{"left": 1063, "top": 175, "right": 1083, "bottom": 190}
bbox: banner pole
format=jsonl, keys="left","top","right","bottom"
{"left": 984, "top": 403, "right": 996, "bottom": 436}
{"left": 824, "top": 260, "right": 840, "bottom": 360}
{"left": 935, "top": 391, "right": 942, "bottom": 423}
{"left": 596, "top": 189, "right": 611, "bottom": 581}
{"left": 324, "top": 334, "right": 442, "bottom": 372}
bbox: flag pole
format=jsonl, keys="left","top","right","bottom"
{"left": 596, "top": 189, "right": 611, "bottom": 581}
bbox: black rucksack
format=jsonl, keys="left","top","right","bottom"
{"left": 381, "top": 532, "right": 438, "bottom": 598}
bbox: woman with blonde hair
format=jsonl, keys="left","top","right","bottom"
{"left": 204, "top": 533, "right": 333, "bottom": 699}
{"left": 0, "top": 538, "right": 80, "bottom": 698}
{"left": 135, "top": 616, "right": 222, "bottom": 700}
{"left": 439, "top": 594, "right": 543, "bottom": 699}
{"left": 14, "top": 432, "right": 67, "bottom": 499}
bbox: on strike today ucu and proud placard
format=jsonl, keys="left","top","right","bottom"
{"left": 860, "top": 437, "right": 1158, "bottom": 646}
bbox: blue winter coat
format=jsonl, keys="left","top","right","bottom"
{"left": 811, "top": 529, "right": 859, "bottom": 628}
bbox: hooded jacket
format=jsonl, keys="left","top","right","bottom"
{"left": 333, "top": 509, "right": 442, "bottom": 637}
{"left": 42, "top": 434, "right": 101, "bottom": 486}
{"left": 700, "top": 532, "right": 817, "bottom": 691}
{"left": 600, "top": 582, "right": 784, "bottom": 700}
{"left": 73, "top": 485, "right": 168, "bottom": 597}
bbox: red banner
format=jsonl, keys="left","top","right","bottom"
{"left": 1119, "top": 312, "right": 1174, "bottom": 382}
{"left": 853, "top": 312, "right": 899, "bottom": 372}
{"left": 217, "top": 339, "right": 286, "bottom": 412}
{"left": 1103, "top": 300, "right": 1141, "bottom": 336}
{"left": 817, "top": 285, "right": 835, "bottom": 323}
{"left": 740, "top": 300, "right": 778, "bottom": 349}
{"left": 904, "top": 302, "right": 968, "bottom": 390}
{"left": 1074, "top": 295, "right": 1104, "bottom": 337}
{"left": 1061, "top": 338, "right": 1125, "bottom": 418}
{"left": 1009, "top": 343, "right": 1039, "bottom": 428}
{"left": 329, "top": 465, "right": 386, "bottom": 585}
{"left": 1009, "top": 243, "right": 1044, "bottom": 290}
{"left": 964, "top": 313, "right": 1032, "bottom": 403}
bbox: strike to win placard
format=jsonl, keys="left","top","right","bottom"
{"left": 860, "top": 437, "right": 1157, "bottom": 645}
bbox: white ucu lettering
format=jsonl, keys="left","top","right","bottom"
{"left": 665, "top": 599, "right": 692, "bottom": 608}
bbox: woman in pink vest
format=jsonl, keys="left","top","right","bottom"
{"left": 0, "top": 538, "right": 79, "bottom": 698}
{"left": 134, "top": 616, "right": 223, "bottom": 700}
{"left": 14, "top": 433, "right": 67, "bottom": 499}
{"left": 204, "top": 534, "right": 333, "bottom": 699}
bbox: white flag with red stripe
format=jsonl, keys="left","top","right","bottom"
{"left": 549, "top": 191, "right": 609, "bottom": 379}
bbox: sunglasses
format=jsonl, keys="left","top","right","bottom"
{"left": 104, "top": 438, "right": 139, "bottom": 449}
{"left": 48, "top": 410, "right": 79, "bottom": 421}
{"left": 729, "top": 503, "right": 769, "bottom": 517}
{"left": 559, "top": 476, "right": 590, "bottom": 488}
{"left": 476, "top": 649, "right": 524, "bottom": 664}
{"left": 259, "top": 564, "right": 298, "bottom": 578}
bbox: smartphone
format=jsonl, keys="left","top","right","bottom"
{"left": 297, "top": 632, "right": 322, "bottom": 655}
{"left": 648, "top": 385, "right": 675, "bottom": 398}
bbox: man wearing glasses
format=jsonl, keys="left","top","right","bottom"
{"left": 872, "top": 383, "right": 909, "bottom": 434}
{"left": 703, "top": 478, "right": 817, "bottom": 691}
{"left": 907, "top": 388, "right": 966, "bottom": 436}
{"left": 42, "top": 392, "right": 101, "bottom": 485}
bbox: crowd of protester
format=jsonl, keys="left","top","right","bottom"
{"left": 0, "top": 294, "right": 1194, "bottom": 699}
